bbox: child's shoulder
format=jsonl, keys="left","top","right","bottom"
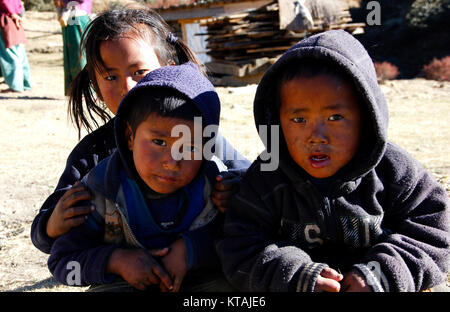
{"left": 67, "top": 119, "right": 115, "bottom": 161}
{"left": 240, "top": 157, "right": 290, "bottom": 191}
{"left": 376, "top": 141, "right": 436, "bottom": 190}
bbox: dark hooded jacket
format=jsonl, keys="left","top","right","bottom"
{"left": 48, "top": 63, "right": 231, "bottom": 286}
{"left": 216, "top": 30, "right": 450, "bottom": 292}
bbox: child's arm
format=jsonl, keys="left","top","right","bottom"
{"left": 31, "top": 127, "right": 114, "bottom": 253}
{"left": 48, "top": 209, "right": 173, "bottom": 289}
{"left": 212, "top": 172, "right": 241, "bottom": 213}
{"left": 351, "top": 144, "right": 450, "bottom": 291}
{"left": 47, "top": 218, "right": 120, "bottom": 286}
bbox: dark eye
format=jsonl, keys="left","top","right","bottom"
{"left": 152, "top": 139, "right": 166, "bottom": 146}
{"left": 329, "top": 114, "right": 343, "bottom": 121}
{"left": 134, "top": 69, "right": 149, "bottom": 76}
{"left": 105, "top": 75, "right": 116, "bottom": 81}
{"left": 292, "top": 117, "right": 306, "bottom": 123}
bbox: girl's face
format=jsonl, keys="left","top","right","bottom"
{"left": 95, "top": 36, "right": 162, "bottom": 115}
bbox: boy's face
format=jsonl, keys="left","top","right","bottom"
{"left": 127, "top": 113, "right": 203, "bottom": 194}
{"left": 279, "top": 74, "right": 362, "bottom": 178}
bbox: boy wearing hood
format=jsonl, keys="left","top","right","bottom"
{"left": 217, "top": 30, "right": 449, "bottom": 292}
{"left": 48, "top": 63, "right": 234, "bottom": 292}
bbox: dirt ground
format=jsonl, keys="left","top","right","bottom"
{"left": 0, "top": 11, "right": 448, "bottom": 292}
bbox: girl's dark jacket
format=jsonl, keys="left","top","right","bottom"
{"left": 30, "top": 78, "right": 250, "bottom": 255}
{"left": 216, "top": 30, "right": 450, "bottom": 292}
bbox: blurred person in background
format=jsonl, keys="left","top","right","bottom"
{"left": 0, "top": 0, "right": 32, "bottom": 93}
{"left": 54, "top": 0, "right": 91, "bottom": 95}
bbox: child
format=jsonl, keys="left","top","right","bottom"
{"left": 48, "top": 62, "right": 235, "bottom": 292}
{"left": 31, "top": 8, "right": 249, "bottom": 255}
{"left": 53, "top": 0, "right": 92, "bottom": 95}
{"left": 0, "top": 0, "right": 32, "bottom": 93}
{"left": 216, "top": 30, "right": 450, "bottom": 292}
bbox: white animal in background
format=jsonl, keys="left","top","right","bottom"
{"left": 294, "top": 0, "right": 314, "bottom": 30}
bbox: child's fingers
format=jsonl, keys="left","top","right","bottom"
{"left": 320, "top": 267, "right": 343, "bottom": 281}
{"left": 63, "top": 205, "right": 95, "bottom": 219}
{"left": 148, "top": 247, "right": 170, "bottom": 258}
{"left": 314, "top": 277, "right": 341, "bottom": 292}
{"left": 214, "top": 173, "right": 239, "bottom": 191}
{"left": 152, "top": 266, "right": 173, "bottom": 291}
{"left": 172, "top": 276, "right": 182, "bottom": 292}
{"left": 61, "top": 189, "right": 92, "bottom": 209}
{"left": 146, "top": 272, "right": 161, "bottom": 285}
{"left": 211, "top": 198, "right": 227, "bottom": 213}
{"left": 63, "top": 215, "right": 89, "bottom": 229}
{"left": 212, "top": 189, "right": 235, "bottom": 200}
{"left": 159, "top": 282, "right": 169, "bottom": 292}
{"left": 132, "top": 282, "right": 147, "bottom": 291}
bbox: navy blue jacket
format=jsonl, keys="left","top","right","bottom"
{"left": 216, "top": 30, "right": 450, "bottom": 292}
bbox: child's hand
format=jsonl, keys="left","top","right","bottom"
{"left": 340, "top": 270, "right": 373, "bottom": 292}
{"left": 106, "top": 247, "right": 173, "bottom": 291}
{"left": 314, "top": 267, "right": 343, "bottom": 292}
{"left": 161, "top": 238, "right": 188, "bottom": 292}
{"left": 212, "top": 172, "right": 240, "bottom": 213}
{"left": 46, "top": 181, "right": 94, "bottom": 238}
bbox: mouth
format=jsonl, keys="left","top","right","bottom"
{"left": 309, "top": 154, "right": 330, "bottom": 168}
{"left": 154, "top": 175, "right": 177, "bottom": 183}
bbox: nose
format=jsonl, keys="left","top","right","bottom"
{"left": 308, "top": 121, "right": 328, "bottom": 145}
{"left": 162, "top": 154, "right": 180, "bottom": 171}
{"left": 120, "top": 76, "right": 137, "bottom": 98}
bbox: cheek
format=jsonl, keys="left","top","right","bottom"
{"left": 180, "top": 161, "right": 203, "bottom": 182}
{"left": 97, "top": 83, "right": 117, "bottom": 112}
{"left": 133, "top": 145, "right": 159, "bottom": 172}
{"left": 333, "top": 121, "right": 361, "bottom": 149}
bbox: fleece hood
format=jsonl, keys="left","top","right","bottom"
{"left": 254, "top": 30, "right": 388, "bottom": 185}
{"left": 114, "top": 62, "right": 221, "bottom": 179}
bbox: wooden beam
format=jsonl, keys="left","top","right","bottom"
{"left": 158, "top": 0, "right": 273, "bottom": 22}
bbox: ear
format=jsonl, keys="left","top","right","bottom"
{"left": 125, "top": 123, "right": 134, "bottom": 151}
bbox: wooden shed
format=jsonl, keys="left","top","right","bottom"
{"left": 149, "top": 0, "right": 364, "bottom": 85}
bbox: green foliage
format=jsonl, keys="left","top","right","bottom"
{"left": 23, "top": 0, "right": 55, "bottom": 12}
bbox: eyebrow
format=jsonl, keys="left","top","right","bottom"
{"left": 324, "top": 103, "right": 348, "bottom": 110}
{"left": 148, "top": 128, "right": 171, "bottom": 137}
{"left": 286, "top": 102, "right": 348, "bottom": 114}
{"left": 103, "top": 63, "right": 144, "bottom": 72}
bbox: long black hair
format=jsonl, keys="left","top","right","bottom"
{"left": 68, "top": 6, "right": 204, "bottom": 137}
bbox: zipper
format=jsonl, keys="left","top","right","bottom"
{"left": 115, "top": 203, "right": 145, "bottom": 249}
